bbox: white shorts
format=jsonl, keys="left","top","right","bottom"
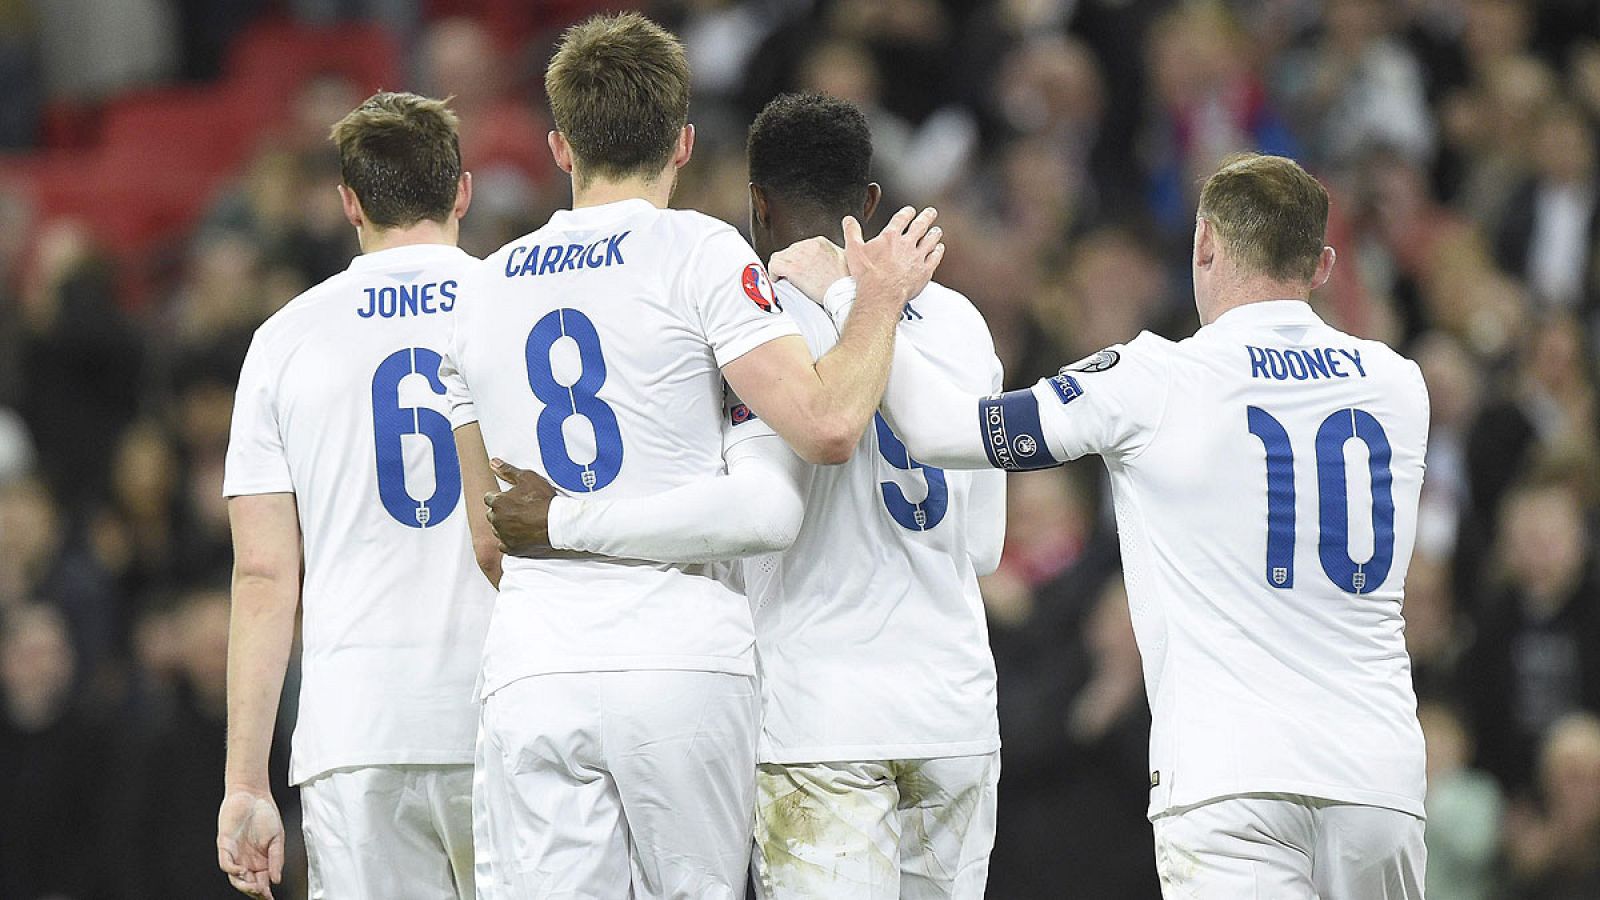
{"left": 300, "top": 764, "right": 475, "bottom": 900}
{"left": 476, "top": 670, "right": 759, "bottom": 899}
{"left": 752, "top": 752, "right": 999, "bottom": 900}
{"left": 1151, "top": 794, "right": 1425, "bottom": 900}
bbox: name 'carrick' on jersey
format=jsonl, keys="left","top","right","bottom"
{"left": 444, "top": 199, "right": 799, "bottom": 696}
{"left": 1002, "top": 300, "right": 1429, "bottom": 819}
{"left": 731, "top": 282, "right": 1006, "bottom": 764}
{"left": 224, "top": 244, "right": 495, "bottom": 785}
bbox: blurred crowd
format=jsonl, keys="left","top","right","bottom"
{"left": 2, "top": 1, "right": 1600, "bottom": 898}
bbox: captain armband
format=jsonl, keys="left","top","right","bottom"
{"left": 978, "top": 389, "right": 1062, "bottom": 471}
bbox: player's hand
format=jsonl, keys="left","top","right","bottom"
{"left": 846, "top": 206, "right": 943, "bottom": 313}
{"left": 769, "top": 236, "right": 848, "bottom": 303}
{"left": 217, "top": 787, "right": 284, "bottom": 899}
{"left": 486, "top": 459, "right": 557, "bottom": 555}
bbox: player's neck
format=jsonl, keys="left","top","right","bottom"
{"left": 1204, "top": 276, "right": 1311, "bottom": 324}
{"left": 359, "top": 220, "right": 459, "bottom": 254}
{"left": 571, "top": 169, "right": 675, "bottom": 211}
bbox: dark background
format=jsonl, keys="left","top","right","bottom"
{"left": 1, "top": 1, "right": 1598, "bottom": 897}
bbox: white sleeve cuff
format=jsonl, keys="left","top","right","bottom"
{"left": 821, "top": 276, "right": 858, "bottom": 325}
{"left": 546, "top": 495, "right": 581, "bottom": 551}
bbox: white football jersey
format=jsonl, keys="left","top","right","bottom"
{"left": 443, "top": 199, "right": 800, "bottom": 696}
{"left": 223, "top": 244, "right": 495, "bottom": 785}
{"left": 1001, "top": 300, "right": 1428, "bottom": 818}
{"left": 731, "top": 281, "right": 1005, "bottom": 763}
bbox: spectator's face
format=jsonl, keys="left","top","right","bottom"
{"left": 1465, "top": 0, "right": 1531, "bottom": 68}
{"left": 1527, "top": 318, "right": 1589, "bottom": 398}
{"left": 0, "top": 481, "right": 59, "bottom": 578}
{"left": 1402, "top": 557, "right": 1453, "bottom": 658}
{"left": 800, "top": 43, "right": 880, "bottom": 109}
{"left": 1503, "top": 486, "right": 1587, "bottom": 599}
{"left": 1541, "top": 718, "right": 1600, "bottom": 829}
{"left": 1419, "top": 704, "right": 1470, "bottom": 780}
{"left": 1327, "top": 0, "right": 1383, "bottom": 54}
{"left": 421, "top": 18, "right": 499, "bottom": 109}
{"left": 997, "top": 38, "right": 1104, "bottom": 135}
{"left": 0, "top": 609, "right": 75, "bottom": 727}
{"left": 1415, "top": 335, "right": 1481, "bottom": 429}
{"left": 1535, "top": 113, "right": 1596, "bottom": 184}
{"left": 112, "top": 423, "right": 179, "bottom": 518}
{"left": 178, "top": 593, "right": 232, "bottom": 694}
{"left": 1069, "top": 232, "right": 1164, "bottom": 353}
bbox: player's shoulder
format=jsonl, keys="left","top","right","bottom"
{"left": 248, "top": 268, "right": 357, "bottom": 351}
{"left": 774, "top": 280, "right": 835, "bottom": 352}
{"left": 662, "top": 206, "right": 741, "bottom": 241}
{"left": 1072, "top": 331, "right": 1177, "bottom": 377}
{"left": 907, "top": 280, "right": 984, "bottom": 328}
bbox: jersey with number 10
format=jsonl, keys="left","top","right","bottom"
{"left": 223, "top": 244, "right": 495, "bottom": 785}
{"left": 444, "top": 199, "right": 800, "bottom": 697}
{"left": 1002, "top": 300, "right": 1428, "bottom": 819}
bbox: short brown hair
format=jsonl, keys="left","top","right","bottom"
{"left": 1197, "top": 153, "right": 1329, "bottom": 282}
{"left": 545, "top": 13, "right": 690, "bottom": 185}
{"left": 330, "top": 92, "right": 461, "bottom": 229}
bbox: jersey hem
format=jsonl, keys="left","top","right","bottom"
{"left": 481, "top": 655, "right": 755, "bottom": 699}
{"left": 1149, "top": 781, "right": 1426, "bottom": 821}
{"left": 290, "top": 750, "right": 476, "bottom": 786}
{"left": 758, "top": 737, "right": 1001, "bottom": 765}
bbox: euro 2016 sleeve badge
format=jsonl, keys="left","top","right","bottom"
{"left": 741, "top": 263, "right": 782, "bottom": 313}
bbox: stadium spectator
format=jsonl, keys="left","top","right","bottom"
{"left": 4, "top": 2, "right": 1600, "bottom": 896}
{"left": 0, "top": 604, "right": 116, "bottom": 900}
{"left": 1504, "top": 712, "right": 1600, "bottom": 898}
{"left": 1420, "top": 702, "right": 1505, "bottom": 900}
{"left": 1274, "top": 0, "right": 1434, "bottom": 174}
{"left": 1464, "top": 479, "right": 1600, "bottom": 792}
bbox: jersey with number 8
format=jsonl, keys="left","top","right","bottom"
{"left": 1007, "top": 300, "right": 1428, "bottom": 819}
{"left": 442, "top": 199, "right": 800, "bottom": 694}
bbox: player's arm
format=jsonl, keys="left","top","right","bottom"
{"left": 453, "top": 422, "right": 503, "bottom": 588}
{"left": 721, "top": 207, "right": 943, "bottom": 465}
{"left": 485, "top": 432, "right": 809, "bottom": 563}
{"left": 798, "top": 278, "right": 1166, "bottom": 471}
{"left": 219, "top": 492, "right": 296, "bottom": 899}
{"left": 437, "top": 334, "right": 503, "bottom": 587}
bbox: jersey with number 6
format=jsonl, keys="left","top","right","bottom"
{"left": 992, "top": 300, "right": 1428, "bottom": 818}
{"left": 443, "top": 199, "right": 800, "bottom": 696}
{"left": 223, "top": 244, "right": 495, "bottom": 785}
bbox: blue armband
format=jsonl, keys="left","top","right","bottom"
{"left": 978, "top": 389, "right": 1061, "bottom": 471}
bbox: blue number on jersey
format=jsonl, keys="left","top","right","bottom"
{"left": 1247, "top": 407, "right": 1297, "bottom": 588}
{"left": 371, "top": 347, "right": 461, "bottom": 528}
{"left": 1248, "top": 406, "right": 1396, "bottom": 594}
{"left": 525, "top": 308, "right": 624, "bottom": 493}
{"left": 875, "top": 413, "right": 948, "bottom": 531}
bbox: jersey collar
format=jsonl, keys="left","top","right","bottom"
{"left": 1208, "top": 299, "right": 1323, "bottom": 329}
{"left": 346, "top": 243, "right": 469, "bottom": 272}
{"left": 547, "top": 198, "right": 658, "bottom": 229}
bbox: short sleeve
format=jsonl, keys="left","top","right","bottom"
{"left": 223, "top": 333, "right": 294, "bottom": 497}
{"left": 1030, "top": 333, "right": 1172, "bottom": 462}
{"left": 439, "top": 335, "right": 477, "bottom": 430}
{"left": 683, "top": 226, "right": 801, "bottom": 367}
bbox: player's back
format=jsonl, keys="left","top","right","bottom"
{"left": 744, "top": 281, "right": 1004, "bottom": 763}
{"left": 1102, "top": 300, "right": 1427, "bottom": 818}
{"left": 448, "top": 199, "right": 798, "bottom": 694}
{"left": 225, "top": 244, "right": 493, "bottom": 785}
